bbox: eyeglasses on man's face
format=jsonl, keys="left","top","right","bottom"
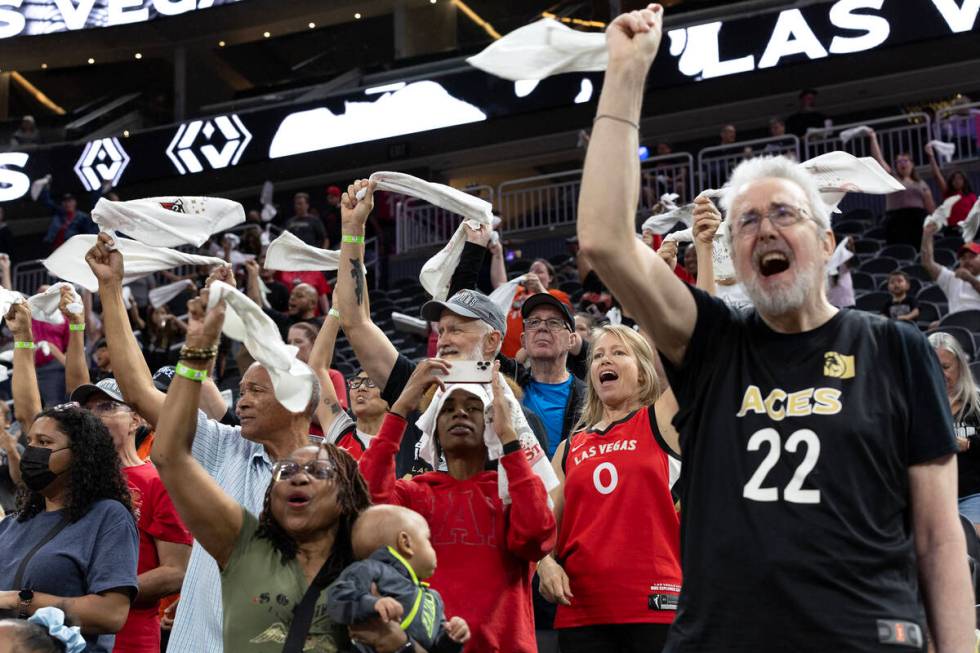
{"left": 272, "top": 460, "right": 335, "bottom": 483}
{"left": 347, "top": 377, "right": 377, "bottom": 390}
{"left": 523, "top": 318, "right": 569, "bottom": 332}
{"left": 732, "top": 204, "right": 809, "bottom": 237}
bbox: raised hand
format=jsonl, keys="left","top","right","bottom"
{"left": 58, "top": 285, "right": 83, "bottom": 324}
{"left": 5, "top": 302, "right": 33, "bottom": 341}
{"left": 391, "top": 358, "right": 451, "bottom": 417}
{"left": 185, "top": 288, "right": 225, "bottom": 349}
{"left": 342, "top": 179, "right": 377, "bottom": 228}
{"left": 84, "top": 232, "right": 124, "bottom": 285}
{"left": 605, "top": 4, "right": 664, "bottom": 68}
{"left": 692, "top": 195, "right": 721, "bottom": 245}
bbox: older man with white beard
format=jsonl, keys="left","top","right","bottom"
{"left": 576, "top": 5, "right": 973, "bottom": 653}
{"left": 334, "top": 180, "right": 547, "bottom": 477}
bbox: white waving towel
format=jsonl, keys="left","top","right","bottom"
{"left": 826, "top": 238, "right": 854, "bottom": 276}
{"left": 466, "top": 18, "right": 607, "bottom": 81}
{"left": 207, "top": 281, "right": 314, "bottom": 413}
{"left": 0, "top": 288, "right": 24, "bottom": 323}
{"left": 489, "top": 275, "right": 526, "bottom": 315}
{"left": 643, "top": 190, "right": 722, "bottom": 235}
{"left": 149, "top": 279, "right": 196, "bottom": 309}
{"left": 800, "top": 151, "right": 906, "bottom": 212}
{"left": 838, "top": 125, "right": 872, "bottom": 144}
{"left": 27, "top": 282, "right": 80, "bottom": 325}
{"left": 962, "top": 200, "right": 980, "bottom": 243}
{"left": 30, "top": 175, "right": 51, "bottom": 202}
{"left": 92, "top": 196, "right": 245, "bottom": 248}
{"left": 923, "top": 194, "right": 963, "bottom": 231}
{"left": 265, "top": 230, "right": 342, "bottom": 272}
{"left": 928, "top": 140, "right": 956, "bottom": 164}
{"left": 663, "top": 222, "right": 735, "bottom": 280}
{"left": 43, "top": 235, "right": 227, "bottom": 293}
{"left": 415, "top": 381, "right": 559, "bottom": 504}
{"left": 357, "top": 171, "right": 495, "bottom": 300}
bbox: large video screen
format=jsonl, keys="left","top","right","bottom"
{"left": 0, "top": 0, "right": 243, "bottom": 39}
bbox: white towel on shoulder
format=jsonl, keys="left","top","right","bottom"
{"left": 207, "top": 281, "right": 315, "bottom": 413}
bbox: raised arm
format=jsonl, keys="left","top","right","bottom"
{"left": 926, "top": 145, "right": 948, "bottom": 196}
{"left": 244, "top": 259, "right": 264, "bottom": 306}
{"left": 866, "top": 129, "right": 892, "bottom": 174}
{"left": 7, "top": 303, "right": 42, "bottom": 433}
{"left": 86, "top": 234, "right": 166, "bottom": 427}
{"left": 151, "top": 288, "right": 242, "bottom": 569}
{"left": 488, "top": 239, "right": 507, "bottom": 289}
{"left": 576, "top": 5, "right": 694, "bottom": 366}
{"left": 0, "top": 254, "right": 11, "bottom": 291}
{"left": 0, "top": 415, "right": 21, "bottom": 486}
{"left": 309, "top": 311, "right": 346, "bottom": 431}
{"left": 336, "top": 180, "right": 400, "bottom": 391}
{"left": 692, "top": 196, "right": 721, "bottom": 296}
{"left": 920, "top": 222, "right": 942, "bottom": 282}
{"left": 60, "top": 285, "right": 90, "bottom": 393}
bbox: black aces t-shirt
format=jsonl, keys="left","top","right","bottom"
{"left": 661, "top": 286, "right": 956, "bottom": 653}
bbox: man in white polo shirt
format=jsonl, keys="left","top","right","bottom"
{"left": 921, "top": 222, "right": 980, "bottom": 315}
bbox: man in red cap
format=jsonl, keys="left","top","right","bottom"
{"left": 922, "top": 222, "right": 980, "bottom": 316}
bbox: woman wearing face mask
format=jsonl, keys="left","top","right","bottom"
{"left": 928, "top": 332, "right": 980, "bottom": 533}
{"left": 0, "top": 405, "right": 138, "bottom": 653}
{"left": 868, "top": 130, "right": 936, "bottom": 246}
{"left": 360, "top": 360, "right": 557, "bottom": 653}
{"left": 538, "top": 325, "right": 682, "bottom": 653}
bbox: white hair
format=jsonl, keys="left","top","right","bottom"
{"left": 720, "top": 155, "right": 831, "bottom": 237}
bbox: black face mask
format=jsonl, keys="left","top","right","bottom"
{"left": 20, "top": 446, "right": 69, "bottom": 492}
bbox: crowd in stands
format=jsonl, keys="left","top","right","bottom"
{"left": 0, "top": 4, "right": 979, "bottom": 653}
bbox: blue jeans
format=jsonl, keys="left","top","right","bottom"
{"left": 959, "top": 493, "right": 980, "bottom": 524}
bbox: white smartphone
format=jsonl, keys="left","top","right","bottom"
{"left": 439, "top": 360, "right": 494, "bottom": 384}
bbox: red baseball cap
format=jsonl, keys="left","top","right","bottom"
{"left": 326, "top": 185, "right": 342, "bottom": 197}
{"left": 959, "top": 243, "right": 980, "bottom": 256}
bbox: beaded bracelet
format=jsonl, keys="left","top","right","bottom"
{"left": 179, "top": 344, "right": 218, "bottom": 361}
{"left": 175, "top": 362, "right": 208, "bottom": 382}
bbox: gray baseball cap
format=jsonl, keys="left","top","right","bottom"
{"left": 421, "top": 289, "right": 507, "bottom": 335}
{"left": 70, "top": 377, "right": 126, "bottom": 405}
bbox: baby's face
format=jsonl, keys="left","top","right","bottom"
{"left": 406, "top": 519, "right": 438, "bottom": 580}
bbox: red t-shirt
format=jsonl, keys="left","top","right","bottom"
{"left": 31, "top": 319, "right": 69, "bottom": 367}
{"left": 948, "top": 192, "right": 978, "bottom": 227}
{"left": 556, "top": 407, "right": 682, "bottom": 628}
{"left": 115, "top": 463, "right": 193, "bottom": 653}
{"left": 360, "top": 414, "right": 556, "bottom": 653}
{"left": 501, "top": 288, "right": 572, "bottom": 358}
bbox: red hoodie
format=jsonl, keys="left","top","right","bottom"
{"left": 360, "top": 413, "right": 556, "bottom": 653}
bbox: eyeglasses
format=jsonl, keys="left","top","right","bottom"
{"left": 272, "top": 460, "right": 335, "bottom": 482}
{"left": 88, "top": 400, "right": 131, "bottom": 416}
{"left": 347, "top": 377, "right": 377, "bottom": 390}
{"left": 523, "top": 318, "right": 569, "bottom": 332}
{"left": 733, "top": 204, "right": 809, "bottom": 237}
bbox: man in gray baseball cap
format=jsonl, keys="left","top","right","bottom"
{"left": 420, "top": 288, "right": 507, "bottom": 352}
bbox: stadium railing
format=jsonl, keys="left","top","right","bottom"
{"left": 935, "top": 102, "right": 980, "bottom": 164}
{"left": 803, "top": 113, "right": 932, "bottom": 164}
{"left": 698, "top": 136, "right": 800, "bottom": 190}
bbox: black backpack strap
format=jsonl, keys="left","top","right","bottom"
{"left": 282, "top": 561, "right": 333, "bottom": 653}
{"left": 13, "top": 516, "right": 69, "bottom": 590}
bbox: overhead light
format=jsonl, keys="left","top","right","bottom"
{"left": 87, "top": 58, "right": 95, "bottom": 64}
{"left": 123, "top": 130, "right": 130, "bottom": 137}
{"left": 354, "top": 12, "right": 361, "bottom": 19}
{"left": 430, "top": 0, "right": 437, "bottom": 3}
{"left": 308, "top": 22, "right": 315, "bottom": 29}
{"left": 218, "top": 40, "right": 226, "bottom": 47}
{"left": 263, "top": 31, "right": 271, "bottom": 38}
{"left": 134, "top": 52, "right": 142, "bottom": 60}
{"left": 41, "top": 63, "right": 47, "bottom": 69}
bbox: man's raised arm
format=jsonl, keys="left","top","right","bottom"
{"left": 86, "top": 233, "right": 167, "bottom": 427}
{"left": 575, "top": 4, "right": 695, "bottom": 366}
{"left": 335, "top": 180, "right": 400, "bottom": 391}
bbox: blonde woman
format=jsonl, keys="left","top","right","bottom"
{"left": 538, "top": 325, "right": 681, "bottom": 653}
{"left": 929, "top": 332, "right": 980, "bottom": 530}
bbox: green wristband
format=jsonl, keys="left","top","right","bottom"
{"left": 69, "top": 323, "right": 85, "bottom": 332}
{"left": 175, "top": 362, "right": 208, "bottom": 382}
{"left": 14, "top": 341, "right": 35, "bottom": 350}
{"left": 341, "top": 234, "right": 365, "bottom": 244}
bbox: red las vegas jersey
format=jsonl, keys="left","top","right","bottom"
{"left": 556, "top": 406, "right": 682, "bottom": 628}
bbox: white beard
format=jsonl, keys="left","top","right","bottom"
{"left": 741, "top": 255, "right": 822, "bottom": 317}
